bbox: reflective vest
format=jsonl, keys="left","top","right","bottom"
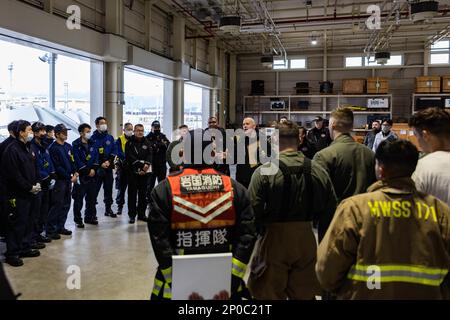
{"left": 167, "top": 167, "right": 236, "bottom": 255}
{"left": 151, "top": 168, "right": 249, "bottom": 300}
{"left": 119, "top": 134, "right": 127, "bottom": 154}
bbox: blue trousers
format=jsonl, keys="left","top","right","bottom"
{"left": 72, "top": 178, "right": 97, "bottom": 223}
{"left": 46, "top": 180, "right": 71, "bottom": 235}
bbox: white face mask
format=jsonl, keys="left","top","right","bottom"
{"left": 26, "top": 133, "right": 34, "bottom": 142}
{"left": 99, "top": 124, "right": 108, "bottom": 132}
{"left": 124, "top": 130, "right": 133, "bottom": 137}
{"left": 382, "top": 125, "right": 391, "bottom": 134}
{"left": 85, "top": 132, "right": 92, "bottom": 140}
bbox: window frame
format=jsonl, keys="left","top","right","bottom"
{"left": 430, "top": 39, "right": 450, "bottom": 65}
{"left": 289, "top": 57, "right": 307, "bottom": 69}
{"left": 272, "top": 57, "right": 307, "bottom": 70}
{"left": 345, "top": 54, "right": 404, "bottom": 68}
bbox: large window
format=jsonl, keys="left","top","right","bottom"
{"left": 55, "top": 55, "right": 91, "bottom": 125}
{"left": 0, "top": 39, "right": 94, "bottom": 142}
{"left": 345, "top": 56, "right": 363, "bottom": 67}
{"left": 272, "top": 58, "right": 307, "bottom": 70}
{"left": 0, "top": 40, "right": 49, "bottom": 141}
{"left": 184, "top": 83, "right": 203, "bottom": 129}
{"left": 124, "top": 69, "right": 164, "bottom": 134}
{"left": 430, "top": 39, "right": 450, "bottom": 64}
{"left": 273, "top": 59, "right": 288, "bottom": 70}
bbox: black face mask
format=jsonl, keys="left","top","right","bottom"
{"left": 153, "top": 129, "right": 161, "bottom": 134}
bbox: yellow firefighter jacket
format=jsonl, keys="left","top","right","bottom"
{"left": 316, "top": 177, "right": 450, "bottom": 299}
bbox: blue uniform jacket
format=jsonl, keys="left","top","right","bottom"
{"left": 48, "top": 141, "right": 76, "bottom": 180}
{"left": 92, "top": 130, "right": 117, "bottom": 167}
{"left": 30, "top": 138, "right": 55, "bottom": 181}
{"left": 72, "top": 138, "right": 100, "bottom": 177}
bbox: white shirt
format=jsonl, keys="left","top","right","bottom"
{"left": 372, "top": 131, "right": 398, "bottom": 152}
{"left": 412, "top": 151, "right": 450, "bottom": 205}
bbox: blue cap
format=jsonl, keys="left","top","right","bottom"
{"left": 54, "top": 124, "right": 71, "bottom": 134}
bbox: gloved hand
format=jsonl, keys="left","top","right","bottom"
{"left": 49, "top": 179, "right": 56, "bottom": 190}
{"left": 30, "top": 184, "right": 41, "bottom": 195}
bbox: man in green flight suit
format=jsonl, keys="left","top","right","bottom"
{"left": 248, "top": 121, "right": 337, "bottom": 300}
{"left": 313, "top": 107, "right": 376, "bottom": 240}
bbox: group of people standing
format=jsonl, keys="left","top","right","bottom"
{"left": 0, "top": 117, "right": 171, "bottom": 267}
{"left": 148, "top": 107, "right": 450, "bottom": 300}
{"left": 1, "top": 106, "right": 449, "bottom": 301}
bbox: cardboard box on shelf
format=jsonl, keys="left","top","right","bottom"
{"left": 367, "top": 77, "right": 389, "bottom": 94}
{"left": 391, "top": 123, "right": 422, "bottom": 151}
{"left": 442, "top": 76, "right": 450, "bottom": 93}
{"left": 342, "top": 79, "right": 366, "bottom": 94}
{"left": 416, "top": 76, "right": 441, "bottom": 93}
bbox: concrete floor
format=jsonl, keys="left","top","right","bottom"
{"left": 0, "top": 192, "right": 158, "bottom": 300}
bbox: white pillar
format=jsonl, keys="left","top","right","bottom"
{"left": 105, "top": 62, "right": 124, "bottom": 137}
{"left": 229, "top": 54, "right": 237, "bottom": 124}
{"left": 424, "top": 45, "right": 430, "bottom": 76}
{"left": 173, "top": 15, "right": 186, "bottom": 128}
{"left": 104, "top": 0, "right": 124, "bottom": 137}
{"left": 173, "top": 80, "right": 184, "bottom": 129}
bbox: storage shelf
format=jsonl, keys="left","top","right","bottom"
{"left": 411, "top": 93, "right": 450, "bottom": 114}
{"left": 412, "top": 93, "right": 450, "bottom": 96}
{"left": 243, "top": 94, "right": 393, "bottom": 125}
{"left": 244, "top": 94, "right": 392, "bottom": 99}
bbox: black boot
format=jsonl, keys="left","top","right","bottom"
{"left": 37, "top": 234, "right": 52, "bottom": 243}
{"left": 85, "top": 218, "right": 99, "bottom": 225}
{"left": 31, "top": 243, "right": 46, "bottom": 250}
{"left": 137, "top": 216, "right": 148, "bottom": 222}
{"left": 20, "top": 249, "right": 41, "bottom": 258}
{"left": 5, "top": 256, "right": 24, "bottom": 267}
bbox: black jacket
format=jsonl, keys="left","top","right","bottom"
{"left": 146, "top": 132, "right": 170, "bottom": 167}
{"left": 205, "top": 127, "right": 231, "bottom": 176}
{"left": 307, "top": 127, "right": 332, "bottom": 152}
{"left": 0, "top": 138, "right": 39, "bottom": 199}
{"left": 0, "top": 136, "right": 15, "bottom": 161}
{"left": 125, "top": 136, "right": 152, "bottom": 174}
{"left": 235, "top": 129, "right": 271, "bottom": 188}
{"left": 0, "top": 136, "right": 16, "bottom": 201}
{"left": 0, "top": 263, "right": 16, "bottom": 300}
{"left": 298, "top": 139, "right": 317, "bottom": 159}
{"left": 166, "top": 138, "right": 183, "bottom": 173}
{"left": 148, "top": 168, "right": 257, "bottom": 271}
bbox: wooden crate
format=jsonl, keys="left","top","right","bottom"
{"left": 367, "top": 77, "right": 389, "bottom": 94}
{"left": 416, "top": 76, "right": 441, "bottom": 93}
{"left": 442, "top": 76, "right": 450, "bottom": 93}
{"left": 391, "top": 123, "right": 422, "bottom": 151}
{"left": 342, "top": 79, "right": 366, "bottom": 94}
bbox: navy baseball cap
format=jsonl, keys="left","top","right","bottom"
{"left": 54, "top": 124, "right": 71, "bottom": 134}
{"left": 314, "top": 116, "right": 324, "bottom": 122}
{"left": 32, "top": 122, "right": 46, "bottom": 132}
{"left": 151, "top": 121, "right": 161, "bottom": 127}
